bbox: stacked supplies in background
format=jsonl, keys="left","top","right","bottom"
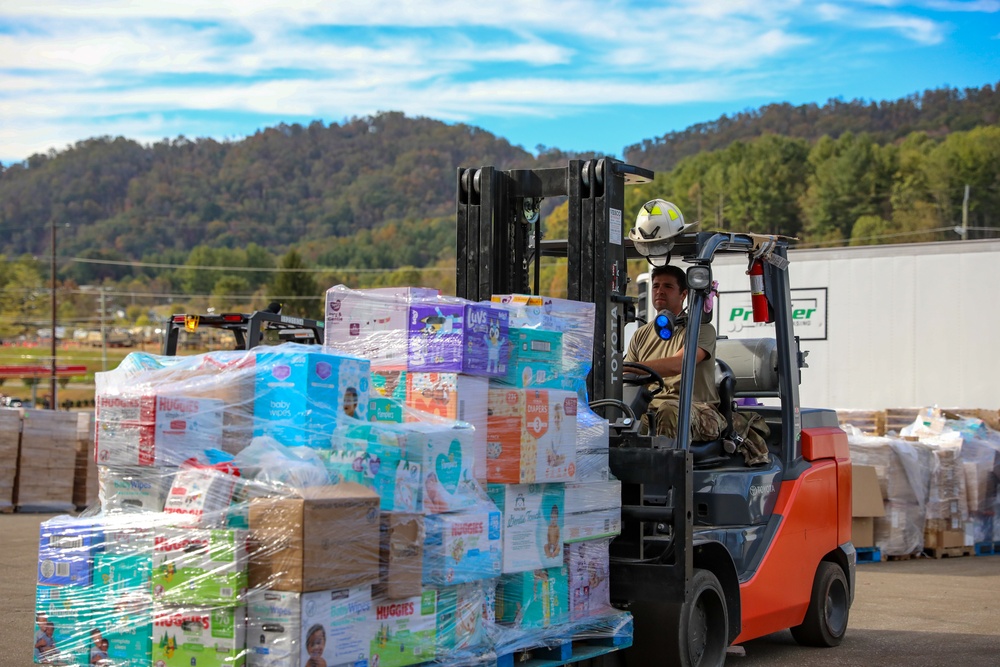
{"left": 18, "top": 409, "right": 79, "bottom": 512}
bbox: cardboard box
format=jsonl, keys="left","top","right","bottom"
{"left": 253, "top": 349, "right": 371, "bottom": 447}
{"left": 94, "top": 395, "right": 224, "bottom": 467}
{"left": 495, "top": 566, "right": 569, "bottom": 629}
{"left": 486, "top": 388, "right": 578, "bottom": 484}
{"left": 422, "top": 509, "right": 503, "bottom": 586}
{"left": 370, "top": 589, "right": 438, "bottom": 667}
{"left": 249, "top": 483, "right": 380, "bottom": 592}
{"left": 852, "top": 464, "right": 886, "bottom": 549}
{"left": 152, "top": 605, "right": 247, "bottom": 667}
{"left": 151, "top": 528, "right": 248, "bottom": 605}
{"left": 18, "top": 409, "right": 78, "bottom": 511}
{"left": 0, "top": 409, "right": 20, "bottom": 511}
{"left": 487, "top": 483, "right": 565, "bottom": 573}
{"left": 852, "top": 517, "right": 875, "bottom": 549}
{"left": 246, "top": 587, "right": 373, "bottom": 667}
{"left": 38, "top": 516, "right": 104, "bottom": 587}
{"left": 406, "top": 372, "right": 488, "bottom": 482}
{"left": 566, "top": 541, "right": 612, "bottom": 621}
{"left": 324, "top": 286, "right": 440, "bottom": 365}
{"left": 380, "top": 513, "right": 424, "bottom": 599}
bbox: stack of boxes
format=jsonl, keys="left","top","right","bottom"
{"left": 18, "top": 409, "right": 79, "bottom": 512}
{"left": 0, "top": 409, "right": 18, "bottom": 511}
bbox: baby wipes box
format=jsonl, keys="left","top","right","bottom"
{"left": 253, "top": 349, "right": 370, "bottom": 448}
{"left": 152, "top": 528, "right": 248, "bottom": 605}
{"left": 98, "top": 466, "right": 171, "bottom": 514}
{"left": 487, "top": 483, "right": 565, "bottom": 574}
{"left": 152, "top": 605, "right": 247, "bottom": 667}
{"left": 299, "top": 587, "right": 373, "bottom": 667}
{"left": 370, "top": 589, "right": 438, "bottom": 667}
{"left": 423, "top": 509, "right": 503, "bottom": 586}
{"left": 486, "top": 388, "right": 577, "bottom": 484}
{"left": 495, "top": 566, "right": 569, "bottom": 630}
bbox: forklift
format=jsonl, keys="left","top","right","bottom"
{"left": 455, "top": 159, "right": 855, "bottom": 666}
{"left": 161, "top": 308, "right": 323, "bottom": 355}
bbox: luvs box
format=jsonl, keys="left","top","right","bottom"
{"left": 408, "top": 304, "right": 510, "bottom": 377}
{"left": 496, "top": 566, "right": 569, "bottom": 630}
{"left": 487, "top": 483, "right": 565, "bottom": 573}
{"left": 246, "top": 586, "right": 373, "bottom": 667}
{"left": 370, "top": 589, "right": 438, "bottom": 667}
{"left": 95, "top": 394, "right": 224, "bottom": 467}
{"left": 249, "top": 483, "right": 380, "bottom": 592}
{"left": 152, "top": 528, "right": 248, "bottom": 605}
{"left": 499, "top": 327, "right": 564, "bottom": 389}
{"left": 422, "top": 509, "right": 503, "bottom": 586}
{"left": 406, "top": 372, "right": 488, "bottom": 484}
{"left": 486, "top": 388, "right": 578, "bottom": 484}
{"left": 152, "top": 605, "right": 247, "bottom": 667}
{"left": 38, "top": 516, "right": 104, "bottom": 587}
{"left": 253, "top": 349, "right": 371, "bottom": 448}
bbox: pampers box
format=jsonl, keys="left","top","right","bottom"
{"left": 423, "top": 509, "right": 503, "bottom": 586}
{"left": 406, "top": 372, "right": 488, "bottom": 483}
{"left": 254, "top": 348, "right": 370, "bottom": 448}
{"left": 495, "top": 566, "right": 569, "bottom": 630}
{"left": 90, "top": 600, "right": 153, "bottom": 667}
{"left": 499, "top": 328, "right": 564, "bottom": 389}
{"left": 369, "top": 369, "right": 407, "bottom": 423}
{"left": 436, "top": 582, "right": 487, "bottom": 655}
{"left": 93, "top": 551, "right": 151, "bottom": 598}
{"left": 152, "top": 605, "right": 247, "bottom": 667}
{"left": 34, "top": 586, "right": 91, "bottom": 665}
{"left": 487, "top": 483, "right": 565, "bottom": 573}
{"left": 95, "top": 394, "right": 224, "bottom": 467}
{"left": 246, "top": 586, "right": 372, "bottom": 667}
{"left": 152, "top": 528, "right": 248, "bottom": 605}
{"left": 486, "top": 388, "right": 577, "bottom": 484}
{"left": 407, "top": 421, "right": 479, "bottom": 514}
{"left": 370, "top": 589, "right": 438, "bottom": 667}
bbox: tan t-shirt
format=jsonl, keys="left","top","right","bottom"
{"left": 625, "top": 318, "right": 720, "bottom": 409}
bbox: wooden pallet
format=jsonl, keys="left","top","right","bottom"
{"left": 924, "top": 546, "right": 974, "bottom": 559}
{"left": 496, "top": 616, "right": 633, "bottom": 667}
{"left": 884, "top": 553, "right": 921, "bottom": 562}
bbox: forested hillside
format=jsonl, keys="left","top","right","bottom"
{"left": 626, "top": 83, "right": 1000, "bottom": 171}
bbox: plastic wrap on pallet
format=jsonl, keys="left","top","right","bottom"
{"left": 324, "top": 285, "right": 514, "bottom": 379}
{"left": 486, "top": 387, "right": 578, "bottom": 484}
{"left": 564, "top": 480, "right": 622, "bottom": 543}
{"left": 574, "top": 404, "right": 611, "bottom": 483}
{"left": 489, "top": 294, "right": 596, "bottom": 393}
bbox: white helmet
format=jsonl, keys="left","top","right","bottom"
{"left": 628, "top": 199, "right": 697, "bottom": 259}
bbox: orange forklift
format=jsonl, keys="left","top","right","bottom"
{"left": 455, "top": 158, "right": 854, "bottom": 666}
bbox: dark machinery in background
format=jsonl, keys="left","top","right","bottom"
{"left": 456, "top": 158, "right": 855, "bottom": 666}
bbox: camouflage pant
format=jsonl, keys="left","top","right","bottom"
{"left": 649, "top": 398, "right": 727, "bottom": 441}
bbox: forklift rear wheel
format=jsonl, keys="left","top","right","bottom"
{"left": 791, "top": 561, "right": 849, "bottom": 647}
{"left": 664, "top": 568, "right": 729, "bottom": 667}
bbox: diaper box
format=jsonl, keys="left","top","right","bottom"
{"left": 152, "top": 528, "right": 249, "bottom": 605}
{"left": 487, "top": 483, "right": 565, "bottom": 573}
{"left": 152, "top": 605, "right": 247, "bottom": 667}
{"left": 499, "top": 328, "right": 564, "bottom": 389}
{"left": 495, "top": 566, "right": 569, "bottom": 630}
{"left": 408, "top": 421, "right": 479, "bottom": 514}
{"left": 162, "top": 459, "right": 240, "bottom": 527}
{"left": 323, "top": 423, "right": 418, "bottom": 513}
{"left": 369, "top": 369, "right": 407, "bottom": 423}
{"left": 575, "top": 407, "right": 611, "bottom": 483}
{"left": 254, "top": 349, "right": 371, "bottom": 448}
{"left": 422, "top": 509, "right": 503, "bottom": 586}
{"left": 406, "top": 372, "right": 488, "bottom": 483}
{"left": 93, "top": 551, "right": 151, "bottom": 597}
{"left": 98, "top": 466, "right": 171, "bottom": 514}
{"left": 325, "top": 286, "right": 440, "bottom": 364}
{"left": 93, "top": 599, "right": 154, "bottom": 667}
{"left": 370, "top": 589, "right": 438, "bottom": 667}
{"left": 34, "top": 586, "right": 91, "bottom": 665}
{"left": 246, "top": 586, "right": 373, "bottom": 667}
{"left": 249, "top": 483, "right": 380, "bottom": 592}
{"left": 436, "top": 581, "right": 487, "bottom": 654}
{"left": 95, "top": 394, "right": 224, "bottom": 467}
{"left": 407, "top": 303, "right": 510, "bottom": 377}
{"left": 564, "top": 480, "right": 621, "bottom": 543}
{"left": 565, "top": 541, "right": 612, "bottom": 621}
{"left": 486, "top": 388, "right": 577, "bottom": 484}
{"left": 38, "top": 516, "right": 104, "bottom": 587}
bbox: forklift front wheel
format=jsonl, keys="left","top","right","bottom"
{"left": 790, "top": 561, "right": 850, "bottom": 647}
{"left": 664, "top": 568, "right": 729, "bottom": 667}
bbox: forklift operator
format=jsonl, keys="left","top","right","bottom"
{"left": 625, "top": 264, "right": 727, "bottom": 441}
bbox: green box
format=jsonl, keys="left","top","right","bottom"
{"left": 152, "top": 528, "right": 248, "bottom": 605}
{"left": 152, "top": 605, "right": 246, "bottom": 667}
{"left": 496, "top": 566, "right": 568, "bottom": 629}
{"left": 370, "top": 589, "right": 438, "bottom": 667}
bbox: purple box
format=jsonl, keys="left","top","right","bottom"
{"left": 407, "top": 304, "right": 510, "bottom": 377}
{"left": 38, "top": 517, "right": 105, "bottom": 587}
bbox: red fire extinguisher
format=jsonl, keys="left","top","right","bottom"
{"left": 748, "top": 259, "right": 769, "bottom": 323}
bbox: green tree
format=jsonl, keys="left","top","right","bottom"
{"left": 271, "top": 250, "right": 320, "bottom": 318}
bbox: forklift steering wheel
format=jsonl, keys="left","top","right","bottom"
{"left": 623, "top": 361, "right": 667, "bottom": 397}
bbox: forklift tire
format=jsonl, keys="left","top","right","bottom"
{"left": 790, "top": 561, "right": 850, "bottom": 647}
{"left": 663, "top": 568, "right": 729, "bottom": 667}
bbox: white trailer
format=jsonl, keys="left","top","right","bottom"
{"left": 633, "top": 239, "right": 1000, "bottom": 411}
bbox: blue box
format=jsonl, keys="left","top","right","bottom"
{"left": 254, "top": 349, "right": 371, "bottom": 448}
{"left": 38, "top": 517, "right": 105, "bottom": 587}
{"left": 496, "top": 566, "right": 569, "bottom": 629}
{"left": 423, "top": 509, "right": 503, "bottom": 585}
{"left": 93, "top": 552, "right": 151, "bottom": 597}
{"left": 499, "top": 328, "right": 563, "bottom": 388}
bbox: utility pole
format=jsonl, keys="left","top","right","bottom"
{"left": 50, "top": 218, "right": 57, "bottom": 410}
{"left": 962, "top": 185, "right": 970, "bottom": 240}
{"left": 101, "top": 289, "right": 108, "bottom": 372}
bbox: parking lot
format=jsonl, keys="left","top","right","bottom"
{"left": 4, "top": 513, "right": 999, "bottom": 667}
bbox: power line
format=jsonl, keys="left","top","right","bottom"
{"left": 65, "top": 257, "right": 454, "bottom": 274}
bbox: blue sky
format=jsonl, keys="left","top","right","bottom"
{"left": 1, "top": 1, "right": 999, "bottom": 166}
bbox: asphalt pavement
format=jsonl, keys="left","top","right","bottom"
{"left": 3, "top": 513, "right": 999, "bottom": 667}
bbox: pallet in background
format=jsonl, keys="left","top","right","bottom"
{"left": 496, "top": 617, "right": 633, "bottom": 667}
{"left": 924, "top": 545, "right": 974, "bottom": 559}
{"left": 856, "top": 547, "right": 882, "bottom": 563}
{"left": 974, "top": 542, "right": 1000, "bottom": 557}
